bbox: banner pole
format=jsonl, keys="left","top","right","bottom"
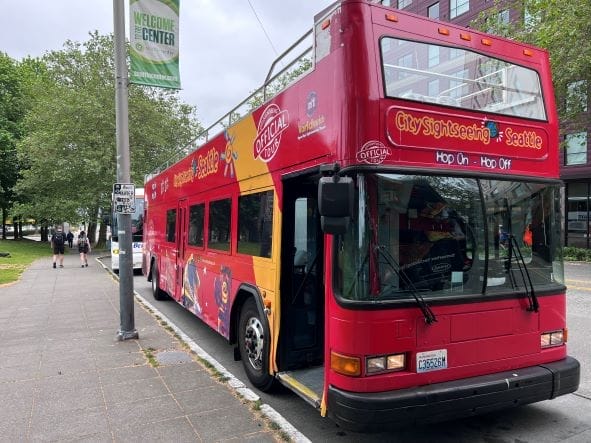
{"left": 114, "top": 0, "right": 138, "bottom": 341}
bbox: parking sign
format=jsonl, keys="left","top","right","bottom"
{"left": 113, "top": 183, "right": 136, "bottom": 214}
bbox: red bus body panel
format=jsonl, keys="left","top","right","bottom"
{"left": 143, "top": 0, "right": 577, "bottom": 431}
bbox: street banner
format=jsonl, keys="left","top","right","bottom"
{"left": 129, "top": 0, "right": 180, "bottom": 89}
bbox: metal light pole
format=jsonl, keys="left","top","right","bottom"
{"left": 113, "top": 0, "right": 138, "bottom": 341}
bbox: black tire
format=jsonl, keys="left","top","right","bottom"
{"left": 238, "top": 298, "right": 275, "bottom": 391}
{"left": 151, "top": 262, "right": 167, "bottom": 301}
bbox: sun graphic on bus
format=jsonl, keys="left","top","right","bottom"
{"left": 482, "top": 118, "right": 503, "bottom": 141}
{"left": 221, "top": 129, "right": 238, "bottom": 177}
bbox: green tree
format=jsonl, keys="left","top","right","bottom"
{"left": 0, "top": 52, "right": 28, "bottom": 239}
{"left": 15, "top": 32, "right": 200, "bottom": 246}
{"left": 248, "top": 57, "right": 313, "bottom": 111}
{"left": 472, "top": 0, "right": 591, "bottom": 126}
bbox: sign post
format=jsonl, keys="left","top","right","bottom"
{"left": 113, "top": 0, "right": 138, "bottom": 341}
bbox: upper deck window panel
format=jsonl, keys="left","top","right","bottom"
{"left": 380, "top": 37, "right": 547, "bottom": 121}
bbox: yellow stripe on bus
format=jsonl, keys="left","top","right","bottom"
{"left": 229, "top": 116, "right": 274, "bottom": 190}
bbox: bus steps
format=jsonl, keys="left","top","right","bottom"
{"left": 276, "top": 366, "right": 324, "bottom": 409}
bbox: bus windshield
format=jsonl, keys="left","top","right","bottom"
{"left": 380, "top": 37, "right": 547, "bottom": 120}
{"left": 335, "top": 173, "right": 563, "bottom": 303}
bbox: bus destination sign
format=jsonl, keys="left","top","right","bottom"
{"left": 113, "top": 183, "right": 136, "bottom": 214}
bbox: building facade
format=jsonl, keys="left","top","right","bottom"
{"left": 383, "top": 0, "right": 591, "bottom": 248}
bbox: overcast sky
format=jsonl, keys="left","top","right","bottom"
{"left": 1, "top": 0, "right": 335, "bottom": 127}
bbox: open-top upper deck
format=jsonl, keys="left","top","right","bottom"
{"left": 145, "top": 0, "right": 559, "bottom": 203}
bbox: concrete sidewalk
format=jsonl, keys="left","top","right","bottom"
{"left": 0, "top": 252, "right": 281, "bottom": 442}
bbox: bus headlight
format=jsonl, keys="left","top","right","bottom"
{"left": 112, "top": 248, "right": 119, "bottom": 255}
{"left": 541, "top": 329, "right": 565, "bottom": 348}
{"left": 366, "top": 353, "right": 406, "bottom": 374}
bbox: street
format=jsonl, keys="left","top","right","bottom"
{"left": 125, "top": 260, "right": 591, "bottom": 442}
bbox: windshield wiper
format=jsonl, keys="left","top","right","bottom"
{"left": 376, "top": 245, "right": 437, "bottom": 325}
{"left": 347, "top": 247, "right": 370, "bottom": 300}
{"left": 506, "top": 235, "right": 539, "bottom": 312}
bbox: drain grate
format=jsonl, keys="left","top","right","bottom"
{"left": 155, "top": 350, "right": 193, "bottom": 365}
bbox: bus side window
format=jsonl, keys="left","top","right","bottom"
{"left": 238, "top": 191, "right": 274, "bottom": 258}
{"left": 166, "top": 209, "right": 176, "bottom": 242}
{"left": 188, "top": 203, "right": 204, "bottom": 247}
{"left": 209, "top": 198, "right": 231, "bottom": 252}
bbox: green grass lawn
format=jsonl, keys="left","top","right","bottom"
{"left": 0, "top": 239, "right": 53, "bottom": 285}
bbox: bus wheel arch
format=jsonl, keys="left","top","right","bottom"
{"left": 150, "top": 257, "right": 167, "bottom": 301}
{"left": 234, "top": 287, "right": 274, "bottom": 391}
{"left": 230, "top": 285, "right": 266, "bottom": 345}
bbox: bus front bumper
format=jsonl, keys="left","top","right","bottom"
{"left": 327, "top": 356, "right": 580, "bottom": 432}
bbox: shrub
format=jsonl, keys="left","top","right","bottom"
{"left": 563, "top": 246, "right": 591, "bottom": 262}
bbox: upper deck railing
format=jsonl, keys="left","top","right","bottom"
{"left": 145, "top": 28, "right": 314, "bottom": 182}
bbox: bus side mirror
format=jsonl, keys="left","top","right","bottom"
{"left": 318, "top": 176, "right": 354, "bottom": 235}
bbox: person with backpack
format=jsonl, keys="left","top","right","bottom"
{"left": 78, "top": 231, "right": 91, "bottom": 267}
{"left": 50, "top": 226, "right": 66, "bottom": 268}
{"left": 66, "top": 230, "right": 74, "bottom": 248}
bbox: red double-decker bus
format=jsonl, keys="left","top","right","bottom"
{"left": 143, "top": 0, "right": 579, "bottom": 431}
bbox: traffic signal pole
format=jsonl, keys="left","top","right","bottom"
{"left": 113, "top": 0, "right": 138, "bottom": 341}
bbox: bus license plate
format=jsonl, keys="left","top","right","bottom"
{"left": 416, "top": 349, "right": 447, "bottom": 373}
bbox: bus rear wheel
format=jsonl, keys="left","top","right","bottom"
{"left": 151, "top": 262, "right": 166, "bottom": 301}
{"left": 238, "top": 298, "right": 274, "bottom": 391}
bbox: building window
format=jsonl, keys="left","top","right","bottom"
{"left": 567, "top": 183, "right": 590, "bottom": 248}
{"left": 398, "top": 0, "right": 412, "bottom": 8}
{"left": 188, "top": 203, "right": 204, "bottom": 247}
{"left": 567, "top": 80, "right": 588, "bottom": 113}
{"left": 209, "top": 198, "right": 231, "bottom": 252}
{"left": 428, "top": 2, "right": 440, "bottom": 19}
{"left": 238, "top": 191, "right": 274, "bottom": 258}
{"left": 428, "top": 45, "right": 439, "bottom": 67}
{"left": 498, "top": 9, "right": 510, "bottom": 24}
{"left": 524, "top": 7, "right": 541, "bottom": 31}
{"left": 166, "top": 209, "right": 176, "bottom": 243}
{"left": 449, "top": 47, "right": 463, "bottom": 59}
{"left": 449, "top": 68, "right": 468, "bottom": 100}
{"left": 428, "top": 79, "right": 439, "bottom": 98}
{"left": 398, "top": 53, "right": 413, "bottom": 80}
{"left": 565, "top": 132, "right": 588, "bottom": 166}
{"left": 450, "top": 0, "right": 469, "bottom": 18}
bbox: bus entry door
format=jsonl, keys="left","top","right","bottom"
{"left": 175, "top": 199, "right": 188, "bottom": 302}
{"left": 280, "top": 184, "right": 324, "bottom": 371}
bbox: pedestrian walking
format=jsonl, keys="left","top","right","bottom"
{"left": 78, "top": 231, "right": 91, "bottom": 267}
{"left": 50, "top": 226, "right": 66, "bottom": 268}
{"left": 66, "top": 230, "right": 74, "bottom": 248}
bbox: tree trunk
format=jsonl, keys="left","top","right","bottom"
{"left": 88, "top": 221, "right": 97, "bottom": 246}
{"left": 1, "top": 209, "right": 6, "bottom": 240}
{"left": 40, "top": 221, "right": 49, "bottom": 242}
{"left": 12, "top": 216, "right": 19, "bottom": 240}
{"left": 96, "top": 222, "right": 108, "bottom": 249}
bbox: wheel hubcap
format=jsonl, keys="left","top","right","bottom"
{"left": 244, "top": 316, "right": 264, "bottom": 370}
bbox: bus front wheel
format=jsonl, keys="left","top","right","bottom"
{"left": 151, "top": 262, "right": 167, "bottom": 301}
{"left": 238, "top": 298, "right": 274, "bottom": 391}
